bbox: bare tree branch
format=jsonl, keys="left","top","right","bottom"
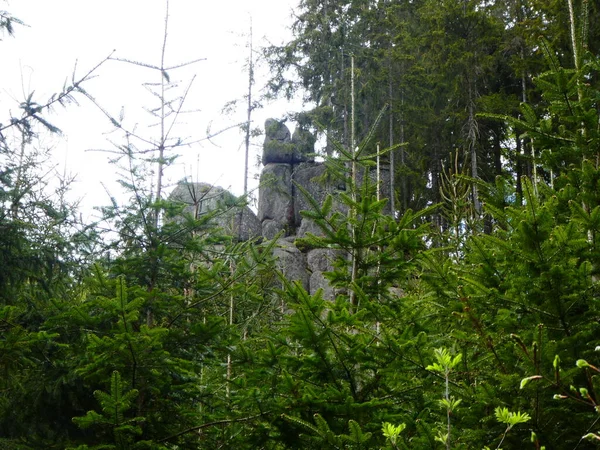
{"left": 109, "top": 56, "right": 206, "bottom": 71}
{"left": 157, "top": 412, "right": 271, "bottom": 443}
{"left": 0, "top": 51, "right": 114, "bottom": 136}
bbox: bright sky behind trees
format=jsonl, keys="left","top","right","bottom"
{"left": 1, "top": 0, "right": 300, "bottom": 216}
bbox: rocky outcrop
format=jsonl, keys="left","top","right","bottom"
{"left": 306, "top": 248, "right": 345, "bottom": 298}
{"left": 171, "top": 118, "right": 392, "bottom": 300}
{"left": 257, "top": 118, "right": 390, "bottom": 299}
{"left": 170, "top": 182, "right": 261, "bottom": 241}
{"left": 262, "top": 118, "right": 314, "bottom": 165}
{"left": 257, "top": 163, "right": 293, "bottom": 238}
{"left": 273, "top": 238, "right": 309, "bottom": 291}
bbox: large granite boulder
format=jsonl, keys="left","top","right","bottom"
{"left": 297, "top": 216, "right": 325, "bottom": 238}
{"left": 292, "top": 162, "right": 348, "bottom": 236}
{"left": 306, "top": 248, "right": 345, "bottom": 299}
{"left": 272, "top": 238, "right": 309, "bottom": 290}
{"left": 264, "top": 118, "right": 291, "bottom": 143}
{"left": 292, "top": 162, "right": 329, "bottom": 227}
{"left": 262, "top": 219, "right": 285, "bottom": 240}
{"left": 307, "top": 248, "right": 342, "bottom": 273}
{"left": 262, "top": 119, "right": 294, "bottom": 165}
{"left": 309, "top": 271, "right": 335, "bottom": 299}
{"left": 258, "top": 163, "right": 293, "bottom": 232}
{"left": 254, "top": 119, "right": 395, "bottom": 301}
{"left": 263, "top": 119, "right": 314, "bottom": 165}
{"left": 169, "top": 182, "right": 261, "bottom": 241}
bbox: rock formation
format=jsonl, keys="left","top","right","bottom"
{"left": 258, "top": 119, "right": 393, "bottom": 298}
{"left": 170, "top": 119, "right": 391, "bottom": 300}
{"left": 170, "top": 182, "right": 261, "bottom": 241}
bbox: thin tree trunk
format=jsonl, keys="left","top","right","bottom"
{"left": 385, "top": 0, "right": 395, "bottom": 217}
{"left": 349, "top": 55, "right": 358, "bottom": 311}
{"left": 376, "top": 144, "right": 381, "bottom": 335}
{"left": 148, "top": 0, "right": 171, "bottom": 328}
{"left": 243, "top": 19, "right": 253, "bottom": 198}
{"left": 515, "top": 129, "right": 523, "bottom": 201}
{"left": 342, "top": 49, "right": 348, "bottom": 152}
{"left": 568, "top": 0, "right": 580, "bottom": 74}
{"left": 10, "top": 129, "right": 29, "bottom": 219}
{"left": 239, "top": 18, "right": 254, "bottom": 242}
{"left": 388, "top": 58, "right": 395, "bottom": 217}
{"left": 568, "top": 0, "right": 596, "bottom": 282}
{"left": 227, "top": 259, "right": 234, "bottom": 399}
{"left": 400, "top": 85, "right": 407, "bottom": 212}
{"left": 154, "top": 0, "right": 170, "bottom": 226}
{"left": 522, "top": 68, "right": 537, "bottom": 193}
{"left": 324, "top": 0, "right": 335, "bottom": 157}
{"left": 467, "top": 79, "right": 481, "bottom": 215}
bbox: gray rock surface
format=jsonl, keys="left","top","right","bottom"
{"left": 170, "top": 123, "right": 396, "bottom": 303}
{"left": 168, "top": 119, "right": 397, "bottom": 303}
{"left": 169, "top": 182, "right": 261, "bottom": 241}
{"left": 263, "top": 119, "right": 295, "bottom": 165}
{"left": 297, "top": 217, "right": 324, "bottom": 238}
{"left": 262, "top": 219, "right": 285, "bottom": 240}
{"left": 307, "top": 248, "right": 346, "bottom": 299}
{"left": 307, "top": 248, "right": 342, "bottom": 273}
{"left": 273, "top": 238, "right": 309, "bottom": 290}
{"left": 292, "top": 162, "right": 330, "bottom": 227}
{"left": 258, "top": 163, "right": 293, "bottom": 229}
{"left": 309, "top": 271, "right": 335, "bottom": 300}
{"left": 264, "top": 118, "right": 291, "bottom": 143}
{"left": 237, "top": 208, "right": 262, "bottom": 241}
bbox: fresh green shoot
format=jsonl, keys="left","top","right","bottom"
{"left": 427, "top": 347, "right": 463, "bottom": 375}
{"left": 494, "top": 407, "right": 531, "bottom": 449}
{"left": 382, "top": 422, "right": 406, "bottom": 449}
{"left": 427, "top": 348, "right": 462, "bottom": 449}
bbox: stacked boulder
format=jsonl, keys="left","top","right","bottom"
{"left": 171, "top": 118, "right": 391, "bottom": 300}
{"left": 258, "top": 118, "right": 388, "bottom": 299}
{"left": 257, "top": 120, "right": 334, "bottom": 296}
{"left": 259, "top": 118, "right": 318, "bottom": 239}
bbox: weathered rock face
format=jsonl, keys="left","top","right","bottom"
{"left": 272, "top": 238, "right": 309, "bottom": 291}
{"left": 262, "top": 119, "right": 294, "bottom": 165}
{"left": 237, "top": 208, "right": 262, "bottom": 242}
{"left": 261, "top": 219, "right": 285, "bottom": 241}
{"left": 257, "top": 163, "right": 293, "bottom": 228}
{"left": 309, "top": 271, "right": 335, "bottom": 299}
{"left": 172, "top": 118, "right": 394, "bottom": 301}
{"left": 292, "top": 162, "right": 328, "bottom": 227}
{"left": 306, "top": 248, "right": 341, "bottom": 273}
{"left": 263, "top": 119, "right": 313, "bottom": 165}
{"left": 169, "top": 182, "right": 261, "bottom": 241}
{"left": 306, "top": 248, "right": 345, "bottom": 299}
{"left": 255, "top": 118, "right": 395, "bottom": 299}
{"left": 296, "top": 216, "right": 325, "bottom": 238}
{"left": 264, "top": 118, "right": 291, "bottom": 145}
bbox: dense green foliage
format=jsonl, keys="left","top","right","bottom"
{"left": 2, "top": 1, "right": 600, "bottom": 448}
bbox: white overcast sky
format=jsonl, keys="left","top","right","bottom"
{"left": 1, "top": 0, "right": 303, "bottom": 216}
